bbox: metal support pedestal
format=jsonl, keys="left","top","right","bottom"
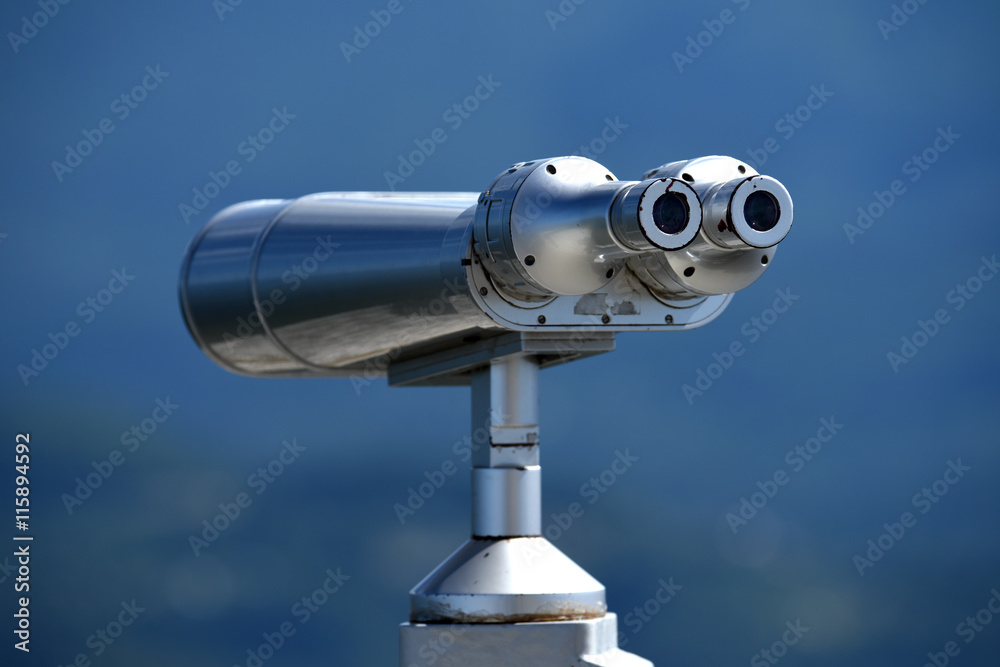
{"left": 400, "top": 614, "right": 650, "bottom": 667}
{"left": 394, "top": 334, "right": 653, "bottom": 666}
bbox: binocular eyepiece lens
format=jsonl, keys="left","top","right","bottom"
{"left": 610, "top": 177, "right": 702, "bottom": 252}
{"left": 652, "top": 192, "right": 690, "bottom": 236}
{"left": 743, "top": 191, "right": 780, "bottom": 232}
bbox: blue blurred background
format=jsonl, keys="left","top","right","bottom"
{"left": 2, "top": 1, "right": 999, "bottom": 665}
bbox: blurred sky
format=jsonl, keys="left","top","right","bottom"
{"left": 1, "top": 1, "right": 999, "bottom": 666}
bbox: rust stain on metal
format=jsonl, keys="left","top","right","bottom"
{"left": 412, "top": 598, "right": 607, "bottom": 624}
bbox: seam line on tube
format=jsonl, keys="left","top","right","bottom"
{"left": 179, "top": 206, "right": 253, "bottom": 376}
{"left": 249, "top": 196, "right": 336, "bottom": 373}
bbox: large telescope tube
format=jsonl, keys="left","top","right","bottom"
{"left": 179, "top": 155, "right": 793, "bottom": 378}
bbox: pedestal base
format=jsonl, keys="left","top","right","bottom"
{"left": 399, "top": 613, "right": 653, "bottom": 667}
{"left": 410, "top": 537, "right": 606, "bottom": 623}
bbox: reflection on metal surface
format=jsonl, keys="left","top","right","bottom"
{"left": 409, "top": 537, "right": 607, "bottom": 624}
{"left": 179, "top": 156, "right": 792, "bottom": 381}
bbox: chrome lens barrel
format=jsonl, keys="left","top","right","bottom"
{"left": 610, "top": 177, "right": 702, "bottom": 252}
{"left": 179, "top": 193, "right": 491, "bottom": 377}
{"left": 701, "top": 175, "right": 793, "bottom": 249}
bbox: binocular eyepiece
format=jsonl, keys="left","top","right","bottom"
{"left": 179, "top": 155, "right": 793, "bottom": 379}
{"left": 474, "top": 155, "right": 792, "bottom": 301}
